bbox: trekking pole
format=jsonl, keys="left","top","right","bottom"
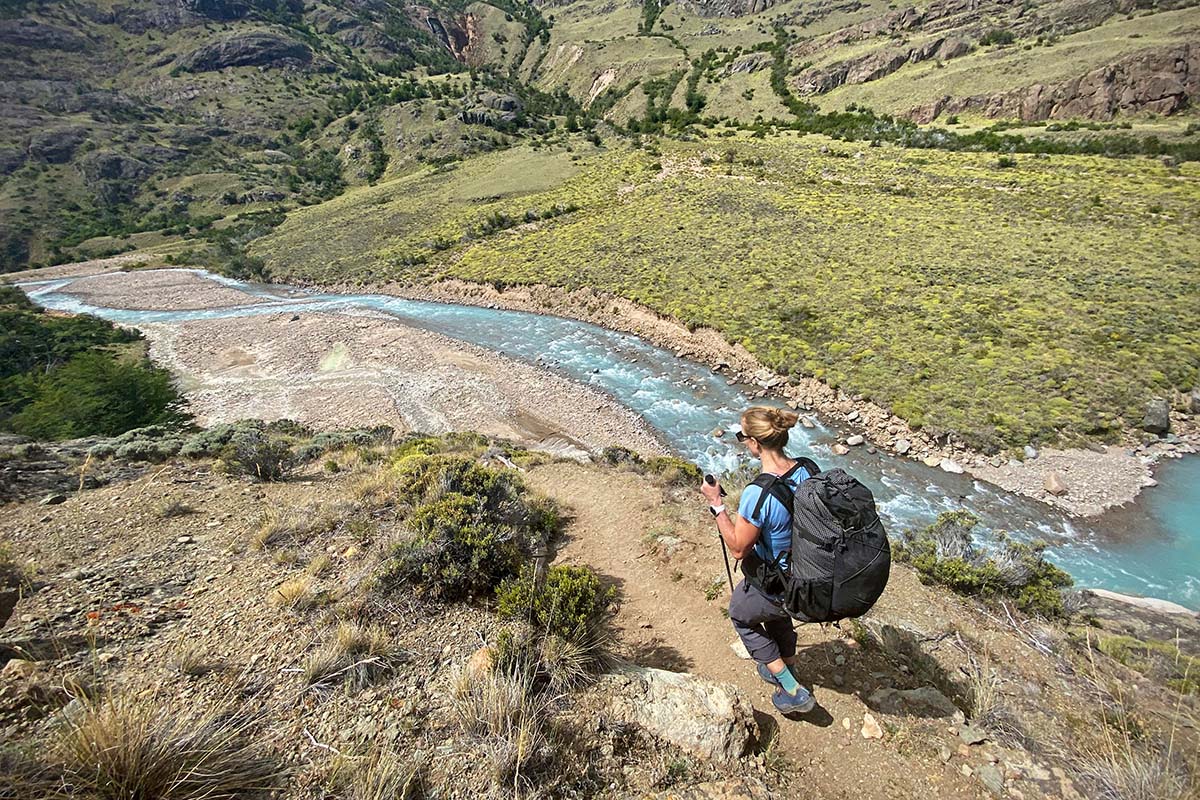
{"left": 705, "top": 473, "right": 734, "bottom": 592}
{"left": 719, "top": 535, "right": 735, "bottom": 593}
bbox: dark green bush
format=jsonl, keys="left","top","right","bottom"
{"left": 378, "top": 455, "right": 562, "bottom": 601}
{"left": 217, "top": 430, "right": 296, "bottom": 482}
{"left": 6, "top": 352, "right": 185, "bottom": 440}
{"left": 896, "top": 511, "right": 1074, "bottom": 618}
{"left": 496, "top": 564, "right": 615, "bottom": 641}
{"left": 980, "top": 29, "right": 1016, "bottom": 46}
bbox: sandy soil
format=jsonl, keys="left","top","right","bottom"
{"left": 60, "top": 269, "right": 267, "bottom": 310}
{"left": 379, "top": 278, "right": 1199, "bottom": 518}
{"left": 139, "top": 310, "right": 664, "bottom": 458}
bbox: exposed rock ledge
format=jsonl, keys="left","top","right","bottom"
{"left": 909, "top": 43, "right": 1198, "bottom": 122}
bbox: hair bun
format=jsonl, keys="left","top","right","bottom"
{"left": 770, "top": 408, "right": 799, "bottom": 432}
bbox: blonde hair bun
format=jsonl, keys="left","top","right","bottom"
{"left": 739, "top": 406, "right": 799, "bottom": 450}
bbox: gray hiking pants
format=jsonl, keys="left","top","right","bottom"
{"left": 729, "top": 578, "right": 796, "bottom": 664}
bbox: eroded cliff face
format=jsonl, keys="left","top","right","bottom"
{"left": 909, "top": 43, "right": 1199, "bottom": 122}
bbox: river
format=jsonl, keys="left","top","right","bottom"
{"left": 19, "top": 270, "right": 1200, "bottom": 609}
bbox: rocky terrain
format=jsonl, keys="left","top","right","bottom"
{"left": 1, "top": 435, "right": 1196, "bottom": 799}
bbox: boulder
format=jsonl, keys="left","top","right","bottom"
{"left": 846, "top": 435, "right": 865, "bottom": 446}
{"left": 1141, "top": 397, "right": 1170, "bottom": 435}
{"left": 893, "top": 438, "right": 911, "bottom": 455}
{"left": 922, "top": 455, "right": 942, "bottom": 468}
{"left": 1191, "top": 387, "right": 1200, "bottom": 415}
{"left": 1023, "top": 444, "right": 1039, "bottom": 460}
{"left": 605, "top": 665, "right": 757, "bottom": 763}
{"left": 939, "top": 459, "right": 964, "bottom": 474}
{"left": 868, "top": 686, "right": 958, "bottom": 718}
{"left": 1044, "top": 471, "right": 1069, "bottom": 496}
{"left": 180, "top": 32, "right": 312, "bottom": 72}
{"left": 860, "top": 712, "right": 883, "bottom": 739}
{"left": 0, "top": 658, "right": 36, "bottom": 681}
{"left": 832, "top": 443, "right": 850, "bottom": 456}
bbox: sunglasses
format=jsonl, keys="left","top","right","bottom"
{"left": 735, "top": 431, "right": 749, "bottom": 442}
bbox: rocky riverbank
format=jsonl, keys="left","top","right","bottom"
{"left": 372, "top": 278, "right": 1198, "bottom": 518}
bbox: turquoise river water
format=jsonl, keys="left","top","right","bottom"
{"left": 19, "top": 271, "right": 1200, "bottom": 609}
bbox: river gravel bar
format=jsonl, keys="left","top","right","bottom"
{"left": 138, "top": 309, "right": 664, "bottom": 457}
{"left": 59, "top": 269, "right": 267, "bottom": 310}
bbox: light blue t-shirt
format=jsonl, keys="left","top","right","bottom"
{"left": 737, "top": 465, "right": 812, "bottom": 566}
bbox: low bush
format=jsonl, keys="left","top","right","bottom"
{"left": 218, "top": 430, "right": 296, "bottom": 482}
{"left": 497, "top": 564, "right": 614, "bottom": 642}
{"left": 599, "top": 448, "right": 702, "bottom": 488}
{"left": 895, "top": 511, "right": 1074, "bottom": 617}
{"left": 377, "top": 455, "right": 561, "bottom": 601}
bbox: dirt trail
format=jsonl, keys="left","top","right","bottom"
{"left": 526, "top": 463, "right": 989, "bottom": 800}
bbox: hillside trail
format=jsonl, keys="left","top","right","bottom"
{"left": 526, "top": 462, "right": 987, "bottom": 800}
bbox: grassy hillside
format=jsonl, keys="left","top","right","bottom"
{"left": 256, "top": 134, "right": 1200, "bottom": 452}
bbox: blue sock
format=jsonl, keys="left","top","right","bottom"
{"left": 771, "top": 664, "right": 800, "bottom": 696}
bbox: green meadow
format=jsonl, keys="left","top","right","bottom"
{"left": 255, "top": 134, "right": 1200, "bottom": 452}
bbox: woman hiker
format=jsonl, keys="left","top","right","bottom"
{"left": 699, "top": 406, "right": 816, "bottom": 714}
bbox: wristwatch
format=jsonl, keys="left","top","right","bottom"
{"left": 709, "top": 504, "right": 726, "bottom": 517}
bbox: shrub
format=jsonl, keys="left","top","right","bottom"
{"left": 376, "top": 455, "right": 561, "bottom": 600}
{"left": 643, "top": 456, "right": 703, "bottom": 487}
{"left": 218, "top": 431, "right": 295, "bottom": 482}
{"left": 7, "top": 352, "right": 185, "bottom": 440}
{"left": 980, "top": 28, "right": 1015, "bottom": 46}
{"left": 270, "top": 576, "right": 317, "bottom": 610}
{"left": 497, "top": 564, "right": 614, "bottom": 642}
{"left": 54, "top": 694, "right": 279, "bottom": 799}
{"left": 895, "top": 511, "right": 1074, "bottom": 617}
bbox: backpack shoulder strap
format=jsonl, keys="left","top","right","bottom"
{"left": 749, "top": 471, "right": 795, "bottom": 522}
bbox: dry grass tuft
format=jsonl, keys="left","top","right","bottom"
{"left": 54, "top": 694, "right": 279, "bottom": 800}
{"left": 1070, "top": 636, "right": 1199, "bottom": 800}
{"left": 348, "top": 467, "right": 400, "bottom": 510}
{"left": 253, "top": 503, "right": 339, "bottom": 551}
{"left": 270, "top": 576, "right": 316, "bottom": 610}
{"left": 450, "top": 658, "right": 551, "bottom": 785}
{"left": 171, "top": 641, "right": 218, "bottom": 677}
{"left": 304, "top": 622, "right": 405, "bottom": 691}
{"left": 327, "top": 747, "right": 422, "bottom": 800}
{"left": 0, "top": 745, "right": 59, "bottom": 800}
{"left": 307, "top": 554, "right": 332, "bottom": 578}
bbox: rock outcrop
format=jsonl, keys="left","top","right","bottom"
{"left": 795, "top": 37, "right": 971, "bottom": 95}
{"left": 179, "top": 32, "right": 312, "bottom": 72}
{"left": 678, "top": 0, "right": 776, "bottom": 17}
{"left": 0, "top": 19, "right": 87, "bottom": 51}
{"left": 909, "top": 43, "right": 1199, "bottom": 122}
{"left": 605, "top": 665, "right": 758, "bottom": 763}
{"left": 27, "top": 127, "right": 87, "bottom": 165}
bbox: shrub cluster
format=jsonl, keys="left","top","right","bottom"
{"left": 377, "top": 454, "right": 562, "bottom": 601}
{"left": 599, "top": 447, "right": 702, "bottom": 487}
{"left": 0, "top": 287, "right": 185, "bottom": 440}
{"left": 497, "top": 564, "right": 615, "bottom": 642}
{"left": 895, "top": 511, "right": 1074, "bottom": 618}
{"left": 84, "top": 419, "right": 395, "bottom": 477}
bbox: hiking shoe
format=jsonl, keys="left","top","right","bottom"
{"left": 756, "top": 662, "right": 800, "bottom": 687}
{"left": 756, "top": 662, "right": 781, "bottom": 687}
{"left": 772, "top": 685, "right": 816, "bottom": 714}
